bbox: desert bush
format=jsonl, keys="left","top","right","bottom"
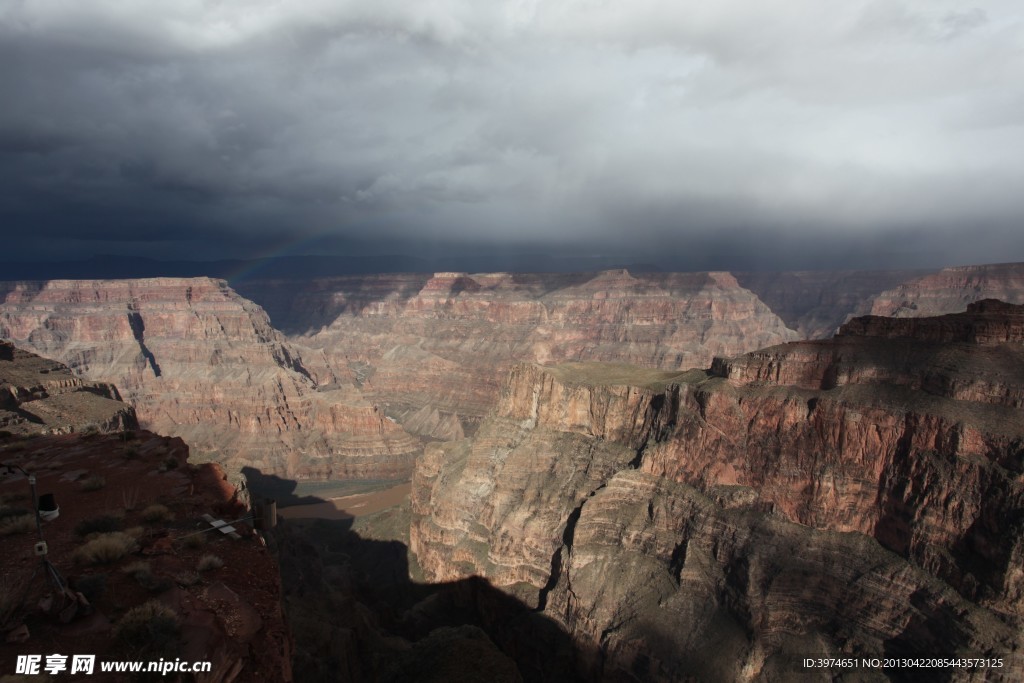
{"left": 140, "top": 504, "right": 173, "bottom": 524}
{"left": 80, "top": 423, "right": 100, "bottom": 436}
{"left": 121, "top": 561, "right": 169, "bottom": 593}
{"left": 180, "top": 532, "right": 206, "bottom": 549}
{"left": 79, "top": 475, "right": 106, "bottom": 492}
{"left": 0, "top": 514, "right": 35, "bottom": 536}
{"left": 113, "top": 600, "right": 180, "bottom": 662}
{"left": 196, "top": 554, "right": 224, "bottom": 572}
{"left": 121, "top": 561, "right": 152, "bottom": 580}
{"left": 73, "top": 532, "right": 138, "bottom": 565}
{"left": 162, "top": 457, "right": 178, "bottom": 470}
{"left": 175, "top": 571, "right": 201, "bottom": 587}
{"left": 75, "top": 514, "right": 123, "bottom": 537}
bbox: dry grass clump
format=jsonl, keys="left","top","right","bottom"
{"left": 175, "top": 571, "right": 201, "bottom": 587}
{"left": 180, "top": 532, "right": 206, "bottom": 549}
{"left": 74, "top": 514, "right": 123, "bottom": 537}
{"left": 196, "top": 554, "right": 224, "bottom": 572}
{"left": 113, "top": 600, "right": 180, "bottom": 661}
{"left": 121, "top": 561, "right": 169, "bottom": 593}
{"left": 121, "top": 561, "right": 153, "bottom": 581}
{"left": 79, "top": 475, "right": 106, "bottom": 492}
{"left": 140, "top": 504, "right": 173, "bottom": 524}
{"left": 0, "top": 514, "right": 35, "bottom": 536}
{"left": 73, "top": 532, "right": 139, "bottom": 565}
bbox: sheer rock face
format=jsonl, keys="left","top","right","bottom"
{"left": 241, "top": 270, "right": 800, "bottom": 437}
{"left": 0, "top": 340, "right": 137, "bottom": 434}
{"left": 734, "top": 268, "right": 932, "bottom": 338}
{"left": 410, "top": 304, "right": 1024, "bottom": 680}
{"left": 0, "top": 278, "right": 419, "bottom": 478}
{"left": 863, "top": 262, "right": 1024, "bottom": 318}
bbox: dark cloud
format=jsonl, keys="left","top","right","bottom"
{"left": 1, "top": 1, "right": 1022, "bottom": 270}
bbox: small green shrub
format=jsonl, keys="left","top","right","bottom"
{"left": 140, "top": 504, "right": 173, "bottom": 524}
{"left": 73, "top": 532, "right": 138, "bottom": 565}
{"left": 196, "top": 554, "right": 223, "bottom": 572}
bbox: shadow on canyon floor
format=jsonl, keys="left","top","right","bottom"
{"left": 244, "top": 467, "right": 587, "bottom": 683}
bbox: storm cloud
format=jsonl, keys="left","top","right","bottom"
{"left": 2, "top": 1, "right": 1022, "bottom": 269}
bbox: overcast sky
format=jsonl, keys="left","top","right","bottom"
{"left": 2, "top": 1, "right": 1023, "bottom": 271}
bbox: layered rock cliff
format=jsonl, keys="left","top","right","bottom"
{"left": 410, "top": 303, "right": 1024, "bottom": 680}
{"left": 240, "top": 270, "right": 801, "bottom": 438}
{"left": 862, "top": 262, "right": 1024, "bottom": 318}
{"left": 0, "top": 339, "right": 137, "bottom": 434}
{"left": 0, "top": 278, "right": 419, "bottom": 479}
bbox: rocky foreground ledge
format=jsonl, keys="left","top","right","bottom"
{"left": 1, "top": 344, "right": 291, "bottom": 682}
{"left": 411, "top": 302, "right": 1024, "bottom": 681}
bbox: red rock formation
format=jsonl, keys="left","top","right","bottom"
{"left": 241, "top": 270, "right": 801, "bottom": 438}
{"left": 0, "top": 278, "right": 419, "bottom": 479}
{"left": 410, "top": 303, "right": 1024, "bottom": 679}
{"left": 863, "top": 262, "right": 1024, "bottom": 318}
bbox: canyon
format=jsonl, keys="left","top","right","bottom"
{"left": 3, "top": 263, "right": 1024, "bottom": 679}
{"left": 410, "top": 301, "right": 1024, "bottom": 680}
{"left": 4, "top": 264, "right": 1021, "bottom": 482}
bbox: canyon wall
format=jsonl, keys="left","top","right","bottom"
{"left": 410, "top": 303, "right": 1024, "bottom": 680}
{"left": 734, "top": 268, "right": 931, "bottom": 338}
{"left": 862, "top": 262, "right": 1024, "bottom": 318}
{"left": 0, "top": 278, "right": 419, "bottom": 479}
{"left": 239, "top": 270, "right": 802, "bottom": 439}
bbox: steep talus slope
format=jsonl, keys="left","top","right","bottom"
{"left": 0, "top": 278, "right": 419, "bottom": 479}
{"left": 242, "top": 270, "right": 800, "bottom": 438}
{"left": 1, "top": 339, "right": 137, "bottom": 434}
{"left": 862, "top": 262, "right": 1024, "bottom": 318}
{"left": 411, "top": 303, "right": 1024, "bottom": 680}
